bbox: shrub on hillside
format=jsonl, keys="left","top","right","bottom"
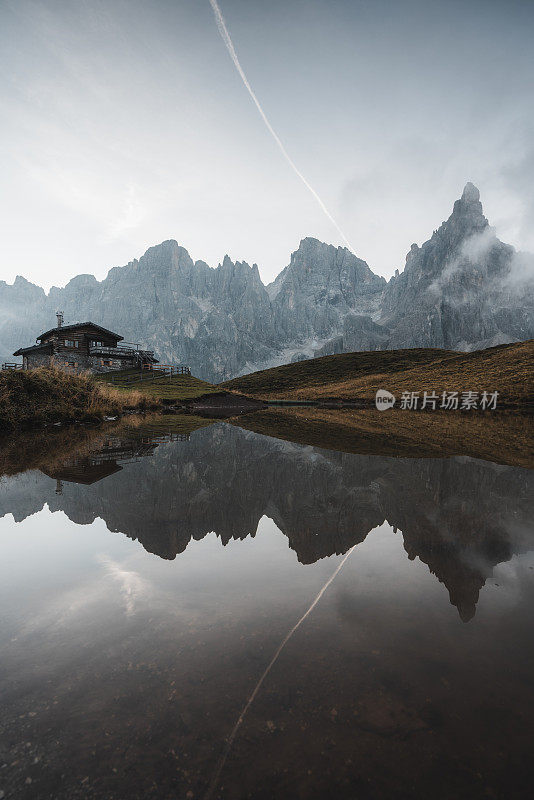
{"left": 0, "top": 366, "right": 150, "bottom": 429}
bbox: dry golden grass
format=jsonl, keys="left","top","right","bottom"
{"left": 90, "top": 382, "right": 148, "bottom": 410}
{"left": 223, "top": 340, "right": 534, "bottom": 407}
{"left": 0, "top": 366, "right": 157, "bottom": 430}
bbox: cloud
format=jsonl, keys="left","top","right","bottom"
{"left": 460, "top": 226, "right": 498, "bottom": 263}
{"left": 499, "top": 250, "right": 534, "bottom": 297}
{"left": 427, "top": 225, "right": 534, "bottom": 301}
{"left": 428, "top": 227, "right": 498, "bottom": 295}
{"left": 98, "top": 554, "right": 151, "bottom": 616}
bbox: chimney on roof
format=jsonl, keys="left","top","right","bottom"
{"left": 56, "top": 311, "right": 64, "bottom": 328}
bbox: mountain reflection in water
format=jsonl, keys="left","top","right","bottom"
{"left": 2, "top": 423, "right": 532, "bottom": 622}
{"left": 0, "top": 420, "right": 533, "bottom": 799}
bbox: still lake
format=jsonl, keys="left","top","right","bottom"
{"left": 0, "top": 419, "right": 533, "bottom": 799}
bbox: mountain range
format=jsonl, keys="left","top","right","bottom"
{"left": 1, "top": 182, "right": 533, "bottom": 382}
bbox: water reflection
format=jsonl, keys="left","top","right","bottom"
{"left": 0, "top": 420, "right": 533, "bottom": 799}
{"left": 1, "top": 422, "right": 532, "bottom": 622}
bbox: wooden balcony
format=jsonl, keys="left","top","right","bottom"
{"left": 88, "top": 345, "right": 155, "bottom": 359}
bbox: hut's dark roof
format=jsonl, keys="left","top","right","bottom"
{"left": 37, "top": 322, "right": 123, "bottom": 342}
{"left": 13, "top": 342, "right": 53, "bottom": 357}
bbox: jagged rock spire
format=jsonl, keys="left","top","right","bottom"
{"left": 461, "top": 182, "right": 480, "bottom": 202}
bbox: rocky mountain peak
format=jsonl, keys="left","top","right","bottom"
{"left": 391, "top": 183, "right": 493, "bottom": 287}
{"left": 461, "top": 182, "right": 480, "bottom": 203}
{"left": 1, "top": 275, "right": 45, "bottom": 302}
{"left": 378, "top": 182, "right": 533, "bottom": 351}
{"left": 448, "top": 181, "right": 487, "bottom": 237}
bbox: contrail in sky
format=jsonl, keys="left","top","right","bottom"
{"left": 208, "top": 0, "right": 355, "bottom": 252}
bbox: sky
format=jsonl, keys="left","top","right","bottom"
{"left": 1, "top": 0, "right": 534, "bottom": 291}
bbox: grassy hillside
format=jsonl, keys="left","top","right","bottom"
{"left": 223, "top": 341, "right": 534, "bottom": 407}
{"left": 96, "top": 368, "right": 219, "bottom": 401}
